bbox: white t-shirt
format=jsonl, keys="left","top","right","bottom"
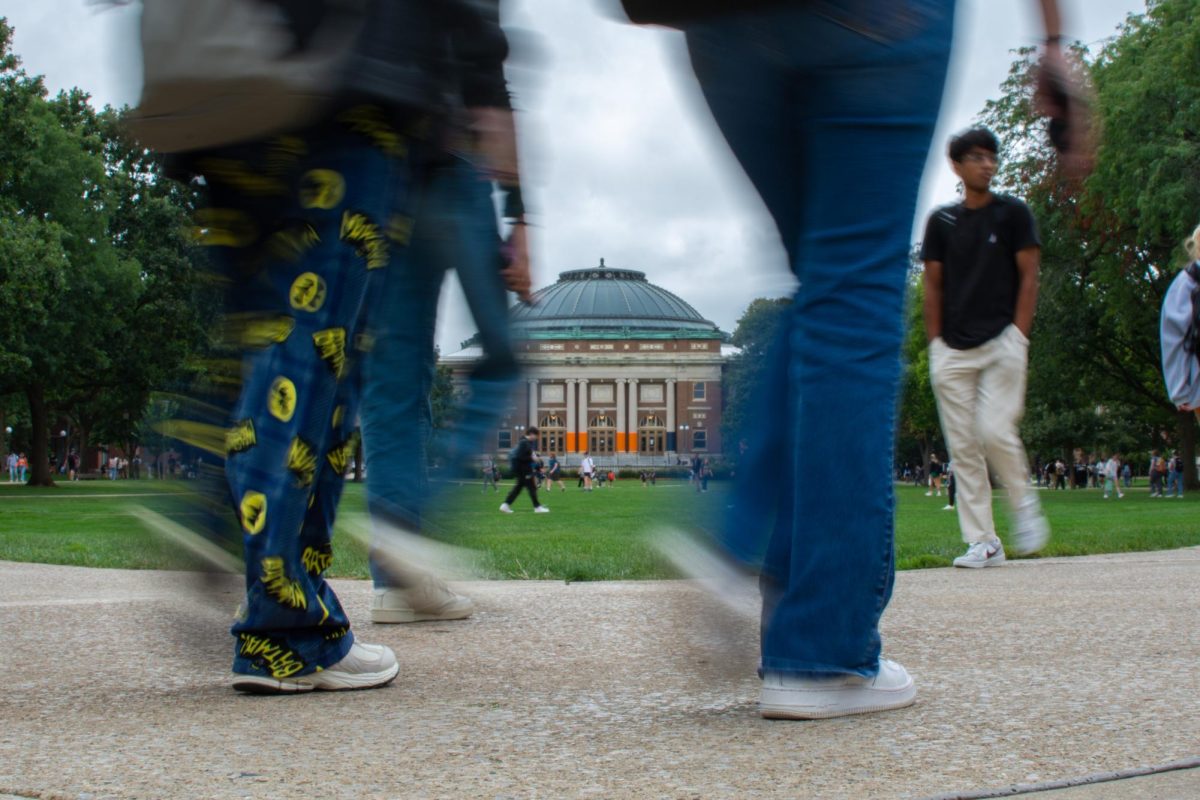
{"left": 581, "top": 457, "right": 594, "bottom": 475}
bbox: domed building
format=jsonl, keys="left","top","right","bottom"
{"left": 442, "top": 260, "right": 735, "bottom": 465}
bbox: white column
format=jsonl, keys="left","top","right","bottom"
{"left": 528, "top": 378, "right": 538, "bottom": 428}
{"left": 666, "top": 379, "right": 677, "bottom": 437}
{"left": 578, "top": 379, "right": 590, "bottom": 452}
{"left": 628, "top": 378, "right": 639, "bottom": 454}
{"left": 566, "top": 378, "right": 577, "bottom": 452}
{"left": 616, "top": 378, "right": 628, "bottom": 453}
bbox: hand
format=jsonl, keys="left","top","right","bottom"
{"left": 1034, "top": 43, "right": 1096, "bottom": 180}
{"left": 501, "top": 223, "right": 533, "bottom": 303}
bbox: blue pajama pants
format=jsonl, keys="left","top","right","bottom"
{"left": 198, "top": 108, "right": 418, "bottom": 678}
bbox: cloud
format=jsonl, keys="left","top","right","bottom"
{"left": 4, "top": 0, "right": 1146, "bottom": 353}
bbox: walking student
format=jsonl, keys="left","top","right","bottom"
{"left": 500, "top": 427, "right": 549, "bottom": 513}
{"left": 1102, "top": 453, "right": 1124, "bottom": 499}
{"left": 923, "top": 127, "right": 1051, "bottom": 569}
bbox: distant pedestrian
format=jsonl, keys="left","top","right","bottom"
{"left": 1102, "top": 454, "right": 1124, "bottom": 499}
{"left": 16, "top": 453, "right": 28, "bottom": 483}
{"left": 926, "top": 454, "right": 944, "bottom": 497}
{"left": 1166, "top": 452, "right": 1184, "bottom": 498}
{"left": 500, "top": 427, "right": 549, "bottom": 513}
{"left": 579, "top": 452, "right": 595, "bottom": 492}
{"left": 67, "top": 450, "right": 79, "bottom": 482}
{"left": 544, "top": 453, "right": 566, "bottom": 492}
{"left": 1121, "top": 462, "right": 1131, "bottom": 488}
{"left": 943, "top": 461, "right": 956, "bottom": 510}
{"left": 1149, "top": 450, "right": 1166, "bottom": 497}
{"left": 6, "top": 451, "right": 16, "bottom": 483}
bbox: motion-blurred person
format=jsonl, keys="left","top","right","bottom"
{"left": 135, "top": 3, "right": 517, "bottom": 693}
{"left": 637, "top": 0, "right": 1088, "bottom": 719}
{"left": 924, "top": 127, "right": 1051, "bottom": 569}
{"left": 360, "top": 105, "right": 530, "bottom": 624}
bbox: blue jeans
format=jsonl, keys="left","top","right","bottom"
{"left": 1167, "top": 470, "right": 1183, "bottom": 497}
{"left": 686, "top": 0, "right": 954, "bottom": 677}
{"left": 360, "top": 156, "right": 519, "bottom": 587}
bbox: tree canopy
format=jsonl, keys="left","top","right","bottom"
{"left": 0, "top": 18, "right": 207, "bottom": 484}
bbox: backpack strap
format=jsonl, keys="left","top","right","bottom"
{"left": 1184, "top": 261, "right": 1200, "bottom": 354}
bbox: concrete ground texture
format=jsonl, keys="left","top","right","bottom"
{"left": 1, "top": 548, "right": 1198, "bottom": 799}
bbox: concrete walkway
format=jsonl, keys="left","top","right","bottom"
{"left": 1, "top": 549, "right": 1197, "bottom": 799}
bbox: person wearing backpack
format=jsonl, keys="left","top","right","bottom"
{"left": 499, "top": 427, "right": 548, "bottom": 514}
{"left": 1166, "top": 451, "right": 1185, "bottom": 499}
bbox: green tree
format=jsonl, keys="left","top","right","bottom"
{"left": 974, "top": 1, "right": 1200, "bottom": 480}
{"left": 720, "top": 297, "right": 790, "bottom": 455}
{"left": 897, "top": 278, "right": 943, "bottom": 473}
{"left": 0, "top": 20, "right": 206, "bottom": 484}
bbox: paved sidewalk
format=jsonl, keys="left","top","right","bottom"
{"left": 1, "top": 548, "right": 1197, "bottom": 799}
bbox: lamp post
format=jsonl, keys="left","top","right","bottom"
{"left": 678, "top": 423, "right": 690, "bottom": 463}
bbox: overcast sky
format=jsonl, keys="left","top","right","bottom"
{"left": 3, "top": 0, "right": 1144, "bottom": 352}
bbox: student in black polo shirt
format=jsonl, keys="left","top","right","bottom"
{"left": 922, "top": 127, "right": 1051, "bottom": 569}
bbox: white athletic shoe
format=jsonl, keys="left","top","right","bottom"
{"left": 534, "top": 506, "right": 550, "bottom": 513}
{"left": 499, "top": 503, "right": 513, "bottom": 514}
{"left": 953, "top": 539, "right": 1006, "bottom": 569}
{"left": 942, "top": 504, "right": 954, "bottom": 511}
{"left": 759, "top": 658, "right": 916, "bottom": 720}
{"left": 925, "top": 491, "right": 933, "bottom": 496}
{"left": 370, "top": 574, "right": 474, "bottom": 624}
{"left": 232, "top": 641, "right": 399, "bottom": 694}
{"left": 1013, "top": 499, "right": 1050, "bottom": 556}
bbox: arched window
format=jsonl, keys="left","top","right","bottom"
{"left": 589, "top": 413, "right": 615, "bottom": 454}
{"left": 539, "top": 413, "right": 565, "bottom": 455}
{"left": 639, "top": 414, "right": 665, "bottom": 454}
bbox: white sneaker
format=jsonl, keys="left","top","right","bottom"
{"left": 499, "top": 503, "right": 513, "bottom": 514}
{"left": 1013, "top": 500, "right": 1050, "bottom": 556}
{"left": 232, "top": 641, "right": 399, "bottom": 694}
{"left": 759, "top": 658, "right": 916, "bottom": 720}
{"left": 371, "top": 574, "right": 474, "bottom": 624}
{"left": 1118, "top": 492, "right": 1125, "bottom": 499}
{"left": 941, "top": 504, "right": 954, "bottom": 511}
{"left": 925, "top": 491, "right": 933, "bottom": 496}
{"left": 534, "top": 506, "right": 550, "bottom": 513}
{"left": 953, "top": 539, "right": 1005, "bottom": 568}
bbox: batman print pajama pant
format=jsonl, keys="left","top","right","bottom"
{"left": 196, "top": 107, "right": 419, "bottom": 679}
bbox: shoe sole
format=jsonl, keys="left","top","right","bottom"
{"left": 760, "top": 685, "right": 917, "bottom": 720}
{"left": 371, "top": 606, "right": 474, "bottom": 624}
{"left": 232, "top": 662, "right": 399, "bottom": 694}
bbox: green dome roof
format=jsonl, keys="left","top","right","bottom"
{"left": 511, "top": 261, "right": 724, "bottom": 340}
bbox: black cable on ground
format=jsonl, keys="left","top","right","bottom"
{"left": 922, "top": 757, "right": 1200, "bottom": 799}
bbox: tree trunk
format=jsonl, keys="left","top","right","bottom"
{"left": 1180, "top": 410, "right": 1197, "bottom": 489}
{"left": 25, "top": 383, "right": 55, "bottom": 487}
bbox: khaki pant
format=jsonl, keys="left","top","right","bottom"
{"left": 930, "top": 325, "right": 1033, "bottom": 544}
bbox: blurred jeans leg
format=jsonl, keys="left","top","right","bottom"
{"left": 361, "top": 156, "right": 518, "bottom": 588}
{"left": 686, "top": 0, "right": 954, "bottom": 677}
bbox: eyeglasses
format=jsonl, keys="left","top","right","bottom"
{"left": 963, "top": 152, "right": 999, "bottom": 165}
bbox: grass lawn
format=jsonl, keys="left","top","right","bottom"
{"left": 0, "top": 478, "right": 1197, "bottom": 579}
